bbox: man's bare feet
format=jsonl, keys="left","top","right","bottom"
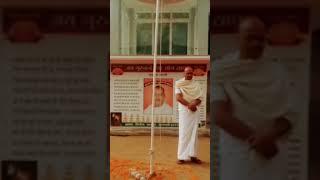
{"left": 190, "top": 157, "right": 202, "bottom": 164}
{"left": 177, "top": 160, "right": 185, "bottom": 164}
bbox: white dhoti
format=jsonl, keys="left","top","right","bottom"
{"left": 177, "top": 106, "right": 200, "bottom": 160}
{"left": 218, "top": 129, "right": 288, "bottom": 180}
{"left": 175, "top": 78, "right": 203, "bottom": 160}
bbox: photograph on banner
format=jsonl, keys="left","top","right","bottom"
{"left": 1, "top": 161, "right": 37, "bottom": 180}
{"left": 143, "top": 78, "right": 174, "bottom": 115}
{"left": 110, "top": 112, "right": 122, "bottom": 126}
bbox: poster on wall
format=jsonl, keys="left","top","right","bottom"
{"left": 0, "top": 8, "right": 108, "bottom": 180}
{"left": 143, "top": 78, "right": 174, "bottom": 115}
{"left": 211, "top": 6, "right": 309, "bottom": 180}
{"left": 110, "top": 57, "right": 209, "bottom": 128}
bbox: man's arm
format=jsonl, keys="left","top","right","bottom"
{"left": 191, "top": 99, "right": 201, "bottom": 106}
{"left": 176, "top": 93, "right": 190, "bottom": 107}
{"left": 213, "top": 100, "right": 255, "bottom": 141}
{"left": 176, "top": 93, "right": 198, "bottom": 111}
{"left": 269, "top": 117, "right": 292, "bottom": 139}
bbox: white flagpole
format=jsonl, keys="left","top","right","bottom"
{"left": 150, "top": 0, "right": 160, "bottom": 176}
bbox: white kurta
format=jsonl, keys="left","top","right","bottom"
{"left": 212, "top": 52, "right": 295, "bottom": 180}
{"left": 175, "top": 88, "right": 200, "bottom": 160}
{"left": 144, "top": 102, "right": 173, "bottom": 115}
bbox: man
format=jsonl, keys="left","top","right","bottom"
{"left": 144, "top": 85, "right": 172, "bottom": 115}
{"left": 212, "top": 17, "right": 295, "bottom": 179}
{"left": 175, "top": 66, "right": 203, "bottom": 164}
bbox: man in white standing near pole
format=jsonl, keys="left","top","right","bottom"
{"left": 212, "top": 17, "right": 295, "bottom": 180}
{"left": 175, "top": 66, "right": 203, "bottom": 164}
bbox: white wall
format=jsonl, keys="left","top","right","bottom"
{"left": 121, "top": 1, "right": 130, "bottom": 55}
{"left": 110, "top": 0, "right": 120, "bottom": 55}
{"left": 111, "top": 0, "right": 210, "bottom": 55}
{"left": 194, "top": 0, "right": 209, "bottom": 55}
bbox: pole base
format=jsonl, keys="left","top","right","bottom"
{"left": 147, "top": 172, "right": 156, "bottom": 179}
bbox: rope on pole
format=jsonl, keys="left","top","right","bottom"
{"left": 149, "top": 0, "right": 161, "bottom": 177}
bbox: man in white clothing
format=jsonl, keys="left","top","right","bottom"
{"left": 144, "top": 85, "right": 173, "bottom": 115}
{"left": 176, "top": 66, "right": 203, "bottom": 164}
{"left": 212, "top": 17, "right": 294, "bottom": 180}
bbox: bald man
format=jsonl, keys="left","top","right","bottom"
{"left": 212, "top": 17, "right": 294, "bottom": 179}
{"left": 144, "top": 85, "right": 173, "bottom": 115}
{"left": 175, "top": 66, "right": 203, "bottom": 164}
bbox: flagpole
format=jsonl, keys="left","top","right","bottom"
{"left": 150, "top": 0, "right": 160, "bottom": 176}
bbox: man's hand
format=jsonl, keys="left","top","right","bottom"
{"left": 188, "top": 104, "right": 197, "bottom": 112}
{"left": 253, "top": 117, "right": 292, "bottom": 159}
{"left": 248, "top": 116, "right": 292, "bottom": 159}
{"left": 248, "top": 132, "right": 279, "bottom": 159}
{"left": 270, "top": 117, "right": 292, "bottom": 138}
{"left": 187, "top": 99, "right": 201, "bottom": 112}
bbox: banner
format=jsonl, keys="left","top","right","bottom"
{"left": 0, "top": 8, "right": 108, "bottom": 180}
{"left": 110, "top": 57, "right": 209, "bottom": 128}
